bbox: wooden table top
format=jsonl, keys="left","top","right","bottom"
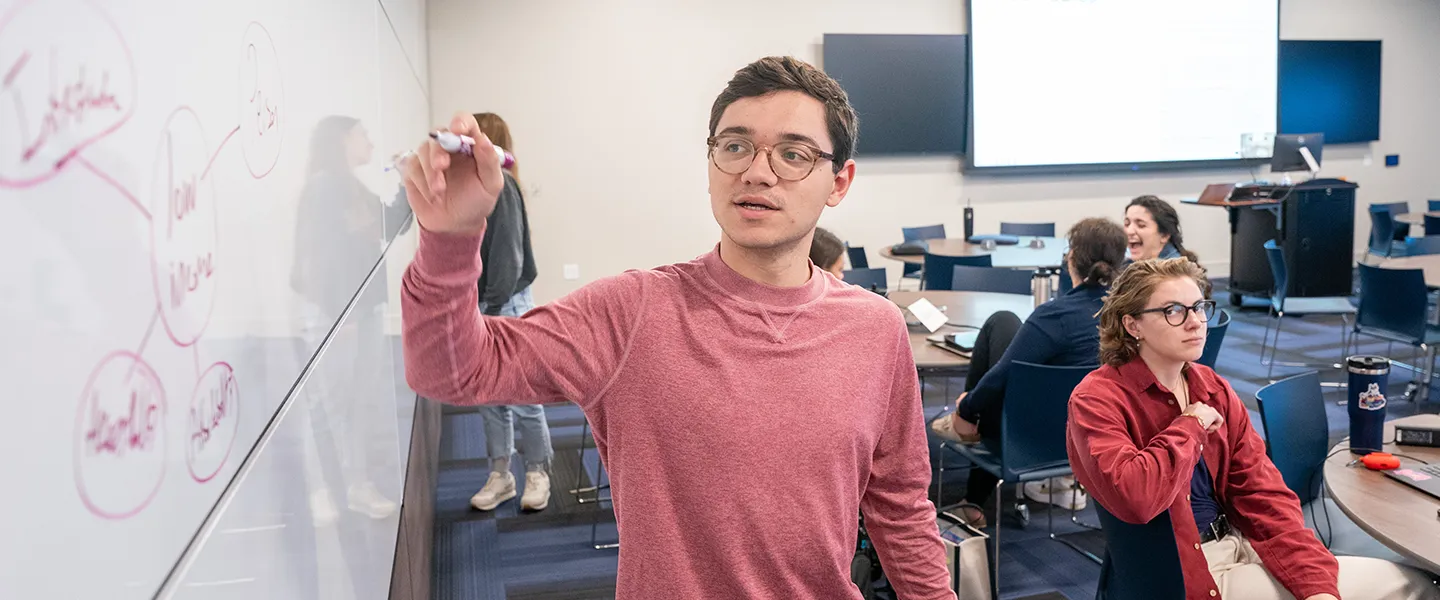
{"left": 1323, "top": 414, "right": 1440, "bottom": 574}
{"left": 1394, "top": 212, "right": 1440, "bottom": 226}
{"left": 879, "top": 237, "right": 1069, "bottom": 269}
{"left": 1377, "top": 255, "right": 1440, "bottom": 288}
{"left": 888, "top": 291, "right": 1035, "bottom": 370}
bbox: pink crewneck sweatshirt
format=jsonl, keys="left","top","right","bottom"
{"left": 401, "top": 225, "right": 954, "bottom": 600}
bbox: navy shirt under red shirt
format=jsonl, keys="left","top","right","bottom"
{"left": 1066, "top": 359, "right": 1339, "bottom": 600}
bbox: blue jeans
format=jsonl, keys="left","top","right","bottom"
{"left": 480, "top": 287, "right": 553, "bottom": 472}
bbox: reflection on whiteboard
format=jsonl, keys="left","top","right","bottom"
{"left": 1, "top": 0, "right": 274, "bottom": 519}
{"left": 0, "top": 0, "right": 421, "bottom": 596}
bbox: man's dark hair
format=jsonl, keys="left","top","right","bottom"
{"left": 709, "top": 56, "right": 859, "bottom": 171}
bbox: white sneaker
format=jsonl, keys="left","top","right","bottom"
{"left": 348, "top": 482, "right": 398, "bottom": 519}
{"left": 471, "top": 471, "right": 516, "bottom": 511}
{"left": 310, "top": 488, "right": 339, "bottom": 526}
{"left": 521, "top": 470, "right": 551, "bottom": 512}
{"left": 1023, "top": 477, "right": 1088, "bottom": 510}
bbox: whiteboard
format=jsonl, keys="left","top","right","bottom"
{"left": 0, "top": 0, "right": 429, "bottom": 596}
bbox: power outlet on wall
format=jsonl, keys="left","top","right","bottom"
{"left": 563, "top": 264, "right": 580, "bottom": 280}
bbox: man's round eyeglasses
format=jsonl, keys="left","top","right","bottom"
{"left": 707, "top": 135, "right": 835, "bottom": 182}
{"left": 1133, "top": 300, "right": 1217, "bottom": 327}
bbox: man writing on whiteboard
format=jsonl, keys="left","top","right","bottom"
{"left": 398, "top": 56, "right": 955, "bottom": 599}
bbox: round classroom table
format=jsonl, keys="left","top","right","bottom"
{"left": 1378, "top": 255, "right": 1440, "bottom": 289}
{"left": 879, "top": 237, "right": 1069, "bottom": 269}
{"left": 1394, "top": 212, "right": 1440, "bottom": 226}
{"left": 1322, "top": 415, "right": 1440, "bottom": 574}
{"left": 888, "top": 290, "right": 1034, "bottom": 373}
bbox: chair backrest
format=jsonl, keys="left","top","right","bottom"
{"left": 1000, "top": 361, "right": 1094, "bottom": 478}
{"left": 1254, "top": 371, "right": 1330, "bottom": 503}
{"left": 1263, "top": 239, "right": 1288, "bottom": 309}
{"left": 901, "top": 226, "right": 944, "bottom": 277}
{"left": 1428, "top": 199, "right": 1440, "bottom": 213}
{"left": 1405, "top": 234, "right": 1440, "bottom": 256}
{"left": 845, "top": 245, "right": 869, "bottom": 269}
{"left": 1356, "top": 263, "right": 1430, "bottom": 342}
{"left": 1368, "top": 205, "right": 1398, "bottom": 257}
{"left": 999, "top": 222, "right": 1056, "bottom": 237}
{"left": 1196, "top": 309, "right": 1230, "bottom": 369}
{"left": 902, "top": 224, "right": 946, "bottom": 242}
{"left": 1426, "top": 216, "right": 1440, "bottom": 240}
{"left": 950, "top": 265, "right": 1033, "bottom": 295}
{"left": 1379, "top": 201, "right": 1409, "bottom": 214}
{"left": 922, "top": 253, "right": 993, "bottom": 290}
{"left": 841, "top": 268, "right": 887, "bottom": 293}
{"left": 1092, "top": 501, "right": 1187, "bottom": 600}
{"left": 1381, "top": 201, "right": 1412, "bottom": 240}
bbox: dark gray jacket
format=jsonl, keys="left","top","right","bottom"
{"left": 478, "top": 172, "right": 537, "bottom": 314}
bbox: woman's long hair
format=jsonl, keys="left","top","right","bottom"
{"left": 474, "top": 112, "right": 519, "bottom": 186}
{"left": 307, "top": 115, "right": 361, "bottom": 175}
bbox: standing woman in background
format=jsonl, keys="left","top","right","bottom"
{"left": 466, "top": 112, "right": 555, "bottom": 513}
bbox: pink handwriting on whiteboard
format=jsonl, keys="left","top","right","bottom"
{"left": 187, "top": 363, "right": 239, "bottom": 483}
{"left": 148, "top": 107, "right": 217, "bottom": 347}
{"left": 0, "top": 0, "right": 136, "bottom": 188}
{"left": 74, "top": 351, "right": 167, "bottom": 519}
{"left": 238, "top": 23, "right": 283, "bottom": 178}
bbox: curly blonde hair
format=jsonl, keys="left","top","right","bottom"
{"left": 1098, "top": 258, "right": 1211, "bottom": 367}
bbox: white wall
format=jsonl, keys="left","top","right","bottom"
{"left": 427, "top": 0, "right": 1440, "bottom": 304}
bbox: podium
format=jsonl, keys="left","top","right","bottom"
{"left": 1185, "top": 178, "right": 1357, "bottom": 305}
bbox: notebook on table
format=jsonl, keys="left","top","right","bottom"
{"left": 1383, "top": 463, "right": 1440, "bottom": 501}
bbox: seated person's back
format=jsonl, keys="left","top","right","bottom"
{"left": 808, "top": 226, "right": 846, "bottom": 278}
{"left": 933, "top": 218, "right": 1128, "bottom": 524}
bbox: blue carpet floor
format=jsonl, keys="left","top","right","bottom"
{"left": 432, "top": 281, "right": 1436, "bottom": 600}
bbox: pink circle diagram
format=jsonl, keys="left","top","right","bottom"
{"left": 238, "top": 22, "right": 283, "bottom": 178}
{"left": 148, "top": 106, "right": 218, "bottom": 347}
{"left": 0, "top": 0, "right": 137, "bottom": 188}
{"left": 186, "top": 362, "right": 240, "bottom": 483}
{"left": 73, "top": 351, "right": 167, "bottom": 519}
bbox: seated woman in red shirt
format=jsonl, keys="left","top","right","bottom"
{"left": 1067, "top": 257, "right": 1439, "bottom": 600}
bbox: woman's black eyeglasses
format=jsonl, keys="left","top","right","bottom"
{"left": 1133, "top": 300, "right": 1217, "bottom": 327}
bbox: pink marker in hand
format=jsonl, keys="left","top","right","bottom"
{"left": 429, "top": 131, "right": 516, "bottom": 169}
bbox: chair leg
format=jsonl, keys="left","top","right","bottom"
{"left": 1337, "top": 315, "right": 1350, "bottom": 370}
{"left": 1043, "top": 481, "right": 1102, "bottom": 564}
{"left": 1422, "top": 344, "right": 1435, "bottom": 406}
{"left": 1259, "top": 307, "right": 1276, "bottom": 367}
{"left": 590, "top": 455, "right": 618, "bottom": 550}
{"left": 991, "top": 478, "right": 1004, "bottom": 600}
{"left": 1266, "top": 311, "right": 1285, "bottom": 382}
{"left": 570, "top": 418, "right": 592, "bottom": 496}
{"left": 1414, "top": 346, "right": 1427, "bottom": 406}
{"left": 1338, "top": 320, "right": 1354, "bottom": 403}
{"left": 575, "top": 419, "right": 611, "bottom": 505}
{"left": 572, "top": 418, "right": 617, "bottom": 550}
{"left": 936, "top": 442, "right": 945, "bottom": 511}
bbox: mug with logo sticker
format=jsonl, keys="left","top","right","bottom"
{"left": 1347, "top": 356, "right": 1390, "bottom": 454}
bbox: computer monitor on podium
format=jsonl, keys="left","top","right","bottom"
{"left": 1272, "top": 133, "right": 1324, "bottom": 176}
